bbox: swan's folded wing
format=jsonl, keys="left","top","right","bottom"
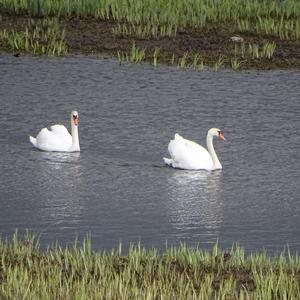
{"left": 168, "top": 134, "right": 212, "bottom": 170}
{"left": 183, "top": 138, "right": 210, "bottom": 158}
{"left": 35, "top": 126, "right": 72, "bottom": 151}
{"left": 50, "top": 124, "right": 71, "bottom": 138}
{"left": 168, "top": 135, "right": 187, "bottom": 161}
{"left": 172, "top": 134, "right": 209, "bottom": 158}
{"left": 168, "top": 134, "right": 198, "bottom": 169}
{"left": 36, "top": 128, "right": 60, "bottom": 149}
{"left": 51, "top": 124, "right": 72, "bottom": 148}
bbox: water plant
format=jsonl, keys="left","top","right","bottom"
{"left": 197, "top": 60, "right": 204, "bottom": 71}
{"left": 0, "top": 18, "right": 67, "bottom": 56}
{"left": 130, "top": 42, "right": 145, "bottom": 63}
{"left": 0, "top": 232, "right": 299, "bottom": 299}
{"left": 234, "top": 41, "right": 276, "bottom": 60}
{"left": 261, "top": 41, "right": 276, "bottom": 59}
{"left": 170, "top": 53, "right": 175, "bottom": 65}
{"left": 0, "top": 0, "right": 299, "bottom": 69}
{"left": 213, "top": 55, "right": 225, "bottom": 71}
{"left": 178, "top": 52, "right": 188, "bottom": 69}
{"left": 112, "top": 23, "right": 177, "bottom": 39}
{"left": 237, "top": 19, "right": 250, "bottom": 32}
{"left": 190, "top": 53, "right": 205, "bottom": 71}
{"left": 248, "top": 41, "right": 276, "bottom": 59}
{"left": 117, "top": 43, "right": 145, "bottom": 64}
{"left": 1, "top": 0, "right": 300, "bottom": 35}
{"left": 236, "top": 15, "right": 300, "bottom": 40}
{"left": 152, "top": 47, "right": 160, "bottom": 67}
{"left": 231, "top": 57, "right": 242, "bottom": 70}
{"left": 249, "top": 43, "right": 260, "bottom": 59}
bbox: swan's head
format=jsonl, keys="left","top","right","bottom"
{"left": 71, "top": 111, "right": 79, "bottom": 126}
{"left": 209, "top": 128, "right": 225, "bottom": 140}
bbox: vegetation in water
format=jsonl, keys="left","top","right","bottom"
{"left": 0, "top": 232, "right": 299, "bottom": 299}
{"left": 0, "top": 0, "right": 300, "bottom": 69}
{"left": 0, "top": 18, "right": 67, "bottom": 56}
{"left": 1, "top": 0, "right": 300, "bottom": 32}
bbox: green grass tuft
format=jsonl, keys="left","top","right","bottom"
{"left": 0, "top": 18, "right": 67, "bottom": 56}
{"left": 0, "top": 232, "right": 299, "bottom": 299}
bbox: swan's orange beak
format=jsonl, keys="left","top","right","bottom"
{"left": 218, "top": 131, "right": 225, "bottom": 140}
{"left": 73, "top": 115, "right": 78, "bottom": 126}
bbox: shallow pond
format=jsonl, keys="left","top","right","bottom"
{"left": 0, "top": 54, "right": 299, "bottom": 253}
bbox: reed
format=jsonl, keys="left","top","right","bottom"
{"left": 261, "top": 41, "right": 276, "bottom": 59}
{"left": 1, "top": 0, "right": 297, "bottom": 68}
{"left": 175, "top": 52, "right": 205, "bottom": 71}
{"left": 170, "top": 53, "right": 175, "bottom": 65}
{"left": 237, "top": 17, "right": 300, "bottom": 40}
{"left": 112, "top": 23, "right": 177, "bottom": 39}
{"left": 234, "top": 41, "right": 276, "bottom": 60}
{"left": 0, "top": 18, "right": 67, "bottom": 56}
{"left": 231, "top": 57, "right": 242, "bottom": 70}
{"left": 0, "top": 232, "right": 299, "bottom": 299}
{"left": 130, "top": 42, "right": 145, "bottom": 63}
{"left": 117, "top": 42, "right": 145, "bottom": 64}
{"left": 1, "top": 0, "right": 300, "bottom": 36}
{"left": 213, "top": 55, "right": 225, "bottom": 71}
{"left": 178, "top": 52, "right": 188, "bottom": 69}
{"left": 190, "top": 53, "right": 205, "bottom": 71}
{"left": 152, "top": 47, "right": 160, "bottom": 67}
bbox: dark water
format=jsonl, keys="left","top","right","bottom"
{"left": 0, "top": 54, "right": 299, "bottom": 253}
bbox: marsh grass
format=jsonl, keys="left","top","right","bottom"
{"left": 167, "top": 52, "right": 205, "bottom": 71}
{"left": 192, "top": 53, "right": 204, "bottom": 71}
{"left": 234, "top": 41, "right": 276, "bottom": 60}
{"left": 0, "top": 232, "right": 299, "bottom": 299}
{"left": 1, "top": 0, "right": 298, "bottom": 68}
{"left": 152, "top": 47, "right": 160, "bottom": 67}
{"left": 1, "top": 0, "right": 300, "bottom": 44}
{"left": 112, "top": 23, "right": 177, "bottom": 39}
{"left": 1, "top": 0, "right": 300, "bottom": 31}
{"left": 117, "top": 48, "right": 208, "bottom": 71}
{"left": 178, "top": 52, "right": 189, "bottom": 69}
{"left": 213, "top": 56, "right": 225, "bottom": 71}
{"left": 130, "top": 42, "right": 145, "bottom": 63}
{"left": 0, "top": 18, "right": 67, "bottom": 55}
{"left": 231, "top": 57, "right": 243, "bottom": 70}
{"left": 117, "top": 42, "right": 145, "bottom": 64}
{"left": 237, "top": 17, "right": 300, "bottom": 40}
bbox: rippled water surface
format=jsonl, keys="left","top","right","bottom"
{"left": 0, "top": 54, "right": 299, "bottom": 253}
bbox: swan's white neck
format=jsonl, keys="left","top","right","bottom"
{"left": 70, "top": 121, "right": 80, "bottom": 152}
{"left": 206, "top": 133, "right": 222, "bottom": 170}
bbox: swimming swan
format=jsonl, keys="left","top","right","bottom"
{"left": 29, "top": 111, "right": 80, "bottom": 152}
{"left": 163, "top": 128, "right": 225, "bottom": 170}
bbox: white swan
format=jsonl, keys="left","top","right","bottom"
{"left": 163, "top": 128, "right": 225, "bottom": 170}
{"left": 29, "top": 111, "right": 80, "bottom": 152}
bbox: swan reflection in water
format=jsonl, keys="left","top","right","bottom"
{"left": 33, "top": 151, "right": 83, "bottom": 227}
{"left": 165, "top": 170, "right": 223, "bottom": 239}
{"left": 39, "top": 151, "right": 81, "bottom": 167}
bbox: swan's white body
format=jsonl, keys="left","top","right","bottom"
{"left": 163, "top": 128, "right": 224, "bottom": 171}
{"left": 29, "top": 111, "right": 80, "bottom": 152}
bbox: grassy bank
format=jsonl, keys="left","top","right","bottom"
{"left": 0, "top": 232, "right": 299, "bottom": 299}
{"left": 0, "top": 0, "right": 300, "bottom": 69}
{"left": 1, "top": 0, "right": 300, "bottom": 29}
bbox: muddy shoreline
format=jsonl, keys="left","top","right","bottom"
{"left": 1, "top": 14, "right": 300, "bottom": 69}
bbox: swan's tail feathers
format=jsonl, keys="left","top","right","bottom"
{"left": 163, "top": 157, "right": 173, "bottom": 166}
{"left": 174, "top": 133, "right": 182, "bottom": 140}
{"left": 29, "top": 136, "right": 37, "bottom": 148}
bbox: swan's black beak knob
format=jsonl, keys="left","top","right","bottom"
{"left": 73, "top": 115, "right": 78, "bottom": 126}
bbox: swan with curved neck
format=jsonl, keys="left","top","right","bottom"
{"left": 163, "top": 128, "right": 225, "bottom": 170}
{"left": 29, "top": 111, "right": 80, "bottom": 152}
